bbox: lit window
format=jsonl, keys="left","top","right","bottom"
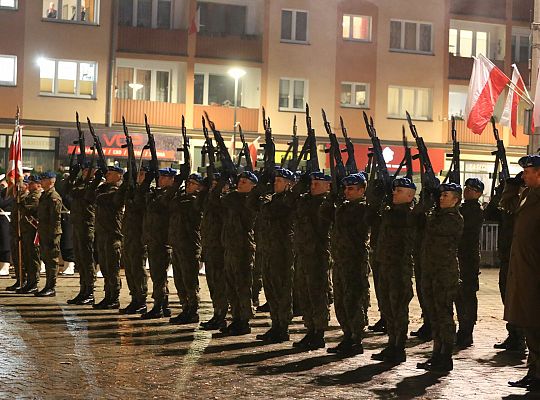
{"left": 388, "top": 86, "right": 432, "bottom": 120}
{"left": 43, "top": 0, "right": 99, "bottom": 24}
{"left": 115, "top": 66, "right": 170, "bottom": 102}
{"left": 0, "top": 55, "right": 17, "bottom": 86}
{"left": 448, "top": 28, "right": 490, "bottom": 58}
{"left": 281, "top": 9, "right": 308, "bottom": 43}
{"left": 39, "top": 58, "right": 97, "bottom": 98}
{"left": 193, "top": 73, "right": 241, "bottom": 106}
{"left": 343, "top": 15, "right": 371, "bottom": 41}
{"left": 0, "top": 0, "right": 17, "bottom": 9}
{"left": 279, "top": 78, "right": 307, "bottom": 111}
{"left": 341, "top": 82, "right": 369, "bottom": 108}
{"left": 390, "top": 19, "right": 433, "bottom": 54}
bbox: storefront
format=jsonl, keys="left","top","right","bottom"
{"left": 0, "top": 132, "right": 57, "bottom": 173}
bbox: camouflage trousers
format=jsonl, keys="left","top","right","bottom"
{"left": 11, "top": 231, "right": 41, "bottom": 285}
{"left": 171, "top": 245, "right": 200, "bottom": 311}
{"left": 121, "top": 237, "right": 147, "bottom": 302}
{"left": 39, "top": 234, "right": 61, "bottom": 288}
{"left": 147, "top": 242, "right": 171, "bottom": 303}
{"left": 378, "top": 262, "right": 413, "bottom": 346}
{"left": 421, "top": 270, "right": 458, "bottom": 345}
{"left": 224, "top": 247, "right": 254, "bottom": 321}
{"left": 526, "top": 329, "right": 540, "bottom": 379}
{"left": 296, "top": 249, "right": 330, "bottom": 331}
{"left": 73, "top": 226, "right": 96, "bottom": 294}
{"left": 252, "top": 247, "right": 263, "bottom": 306}
{"left": 95, "top": 235, "right": 122, "bottom": 300}
{"left": 332, "top": 255, "right": 370, "bottom": 341}
{"left": 203, "top": 247, "right": 228, "bottom": 319}
{"left": 261, "top": 247, "right": 294, "bottom": 329}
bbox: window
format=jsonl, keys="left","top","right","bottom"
{"left": 0, "top": 0, "right": 17, "bottom": 9}
{"left": 39, "top": 58, "right": 97, "bottom": 98}
{"left": 281, "top": 10, "right": 308, "bottom": 43}
{"left": 390, "top": 20, "right": 432, "bottom": 54}
{"left": 116, "top": 66, "right": 170, "bottom": 102}
{"left": 279, "top": 78, "right": 307, "bottom": 111}
{"left": 388, "top": 86, "right": 432, "bottom": 120}
{"left": 199, "top": 2, "right": 246, "bottom": 36}
{"left": 342, "top": 15, "right": 371, "bottom": 41}
{"left": 119, "top": 0, "right": 171, "bottom": 29}
{"left": 43, "top": 1, "right": 99, "bottom": 24}
{"left": 449, "top": 28, "right": 488, "bottom": 58}
{"left": 512, "top": 33, "right": 530, "bottom": 63}
{"left": 194, "top": 73, "right": 242, "bottom": 106}
{"left": 341, "top": 82, "right": 369, "bottom": 108}
{"left": 0, "top": 55, "right": 17, "bottom": 86}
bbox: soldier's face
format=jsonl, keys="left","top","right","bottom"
{"left": 106, "top": 171, "right": 122, "bottom": 184}
{"left": 41, "top": 178, "right": 55, "bottom": 190}
{"left": 392, "top": 187, "right": 415, "bottom": 204}
{"left": 439, "top": 190, "right": 460, "bottom": 208}
{"left": 29, "top": 182, "right": 41, "bottom": 192}
{"left": 463, "top": 186, "right": 482, "bottom": 201}
{"left": 237, "top": 178, "right": 255, "bottom": 193}
{"left": 274, "top": 177, "right": 290, "bottom": 193}
{"left": 137, "top": 171, "right": 146, "bottom": 184}
{"left": 82, "top": 168, "right": 95, "bottom": 179}
{"left": 522, "top": 167, "right": 540, "bottom": 188}
{"left": 344, "top": 185, "right": 365, "bottom": 201}
{"left": 310, "top": 180, "right": 330, "bottom": 196}
{"left": 186, "top": 180, "right": 202, "bottom": 194}
{"left": 158, "top": 175, "right": 174, "bottom": 187}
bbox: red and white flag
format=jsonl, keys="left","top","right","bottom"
{"left": 249, "top": 136, "right": 260, "bottom": 168}
{"left": 500, "top": 64, "right": 530, "bottom": 137}
{"left": 188, "top": 6, "right": 200, "bottom": 35}
{"left": 532, "top": 66, "right": 540, "bottom": 133}
{"left": 465, "top": 54, "right": 510, "bottom": 134}
{"left": 7, "top": 120, "right": 23, "bottom": 183}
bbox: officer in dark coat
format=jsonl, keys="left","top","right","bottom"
{"left": 56, "top": 173, "right": 75, "bottom": 276}
{"left": 35, "top": 172, "right": 63, "bottom": 297}
{"left": 456, "top": 178, "right": 484, "bottom": 348}
{"left": 0, "top": 181, "right": 15, "bottom": 286}
{"left": 417, "top": 183, "right": 463, "bottom": 372}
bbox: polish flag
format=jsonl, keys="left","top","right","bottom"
{"left": 7, "top": 120, "right": 23, "bottom": 183}
{"left": 465, "top": 54, "right": 510, "bottom": 134}
{"left": 500, "top": 64, "right": 529, "bottom": 137}
{"left": 249, "top": 136, "right": 260, "bottom": 168}
{"left": 532, "top": 66, "right": 540, "bottom": 133}
{"left": 188, "top": 7, "right": 200, "bottom": 35}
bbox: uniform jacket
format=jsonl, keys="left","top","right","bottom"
{"left": 375, "top": 202, "right": 415, "bottom": 269}
{"left": 143, "top": 185, "right": 175, "bottom": 246}
{"left": 220, "top": 190, "right": 255, "bottom": 251}
{"left": 168, "top": 191, "right": 202, "bottom": 256}
{"left": 122, "top": 183, "right": 148, "bottom": 242}
{"left": 458, "top": 200, "right": 484, "bottom": 279}
{"left": 69, "top": 178, "right": 96, "bottom": 228}
{"left": 37, "top": 187, "right": 63, "bottom": 241}
{"left": 331, "top": 197, "right": 370, "bottom": 262}
{"left": 293, "top": 192, "right": 333, "bottom": 255}
{"left": 200, "top": 187, "right": 224, "bottom": 254}
{"left": 504, "top": 186, "right": 540, "bottom": 328}
{"left": 90, "top": 182, "right": 124, "bottom": 241}
{"left": 19, "top": 190, "right": 40, "bottom": 235}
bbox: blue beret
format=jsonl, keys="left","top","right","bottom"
{"left": 393, "top": 177, "right": 417, "bottom": 190}
{"left": 518, "top": 155, "right": 540, "bottom": 168}
{"left": 342, "top": 173, "right": 366, "bottom": 186}
{"left": 275, "top": 168, "right": 295, "bottom": 181}
{"left": 213, "top": 172, "right": 221, "bottom": 180}
{"left": 440, "top": 183, "right": 462, "bottom": 194}
{"left": 29, "top": 174, "right": 41, "bottom": 183}
{"left": 188, "top": 173, "right": 204, "bottom": 183}
{"left": 310, "top": 171, "right": 332, "bottom": 182}
{"left": 22, "top": 176, "right": 30, "bottom": 184}
{"left": 464, "top": 178, "right": 484, "bottom": 192}
{"left": 40, "top": 171, "right": 57, "bottom": 179}
{"left": 159, "top": 167, "right": 177, "bottom": 177}
{"left": 239, "top": 171, "right": 258, "bottom": 184}
{"left": 108, "top": 165, "right": 124, "bottom": 174}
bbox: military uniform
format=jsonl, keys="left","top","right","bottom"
{"left": 251, "top": 215, "right": 264, "bottom": 308}
{"left": 168, "top": 188, "right": 203, "bottom": 322}
{"left": 329, "top": 193, "right": 371, "bottom": 351}
{"left": 36, "top": 183, "right": 63, "bottom": 295}
{"left": 16, "top": 187, "right": 41, "bottom": 292}
{"left": 456, "top": 197, "right": 484, "bottom": 345}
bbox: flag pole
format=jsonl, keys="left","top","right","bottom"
{"left": 15, "top": 106, "right": 23, "bottom": 288}
{"left": 505, "top": 80, "right": 534, "bottom": 106}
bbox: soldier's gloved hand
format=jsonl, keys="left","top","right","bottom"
{"left": 69, "top": 164, "right": 80, "bottom": 179}
{"left": 143, "top": 170, "right": 156, "bottom": 184}
{"left": 299, "top": 172, "right": 310, "bottom": 186}
{"left": 94, "top": 169, "right": 104, "bottom": 181}
{"left": 180, "top": 163, "right": 191, "bottom": 180}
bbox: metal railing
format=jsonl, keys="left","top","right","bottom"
{"left": 480, "top": 222, "right": 499, "bottom": 266}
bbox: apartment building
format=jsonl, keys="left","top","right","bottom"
{"left": 0, "top": 0, "right": 534, "bottom": 197}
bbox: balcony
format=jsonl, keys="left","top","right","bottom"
{"left": 449, "top": 54, "right": 505, "bottom": 80}
{"left": 447, "top": 119, "right": 500, "bottom": 145}
{"left": 196, "top": 34, "right": 263, "bottom": 62}
{"left": 117, "top": 26, "right": 188, "bottom": 56}
{"left": 114, "top": 98, "right": 186, "bottom": 128}
{"left": 193, "top": 105, "right": 259, "bottom": 132}
{"left": 513, "top": 0, "right": 534, "bottom": 21}
{"left": 450, "top": 0, "right": 506, "bottom": 20}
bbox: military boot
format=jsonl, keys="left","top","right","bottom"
{"left": 161, "top": 297, "right": 172, "bottom": 318}
{"left": 293, "top": 329, "right": 314, "bottom": 349}
{"left": 456, "top": 327, "right": 473, "bottom": 349}
{"left": 275, "top": 326, "right": 290, "bottom": 343}
{"left": 430, "top": 343, "right": 453, "bottom": 372}
{"left": 371, "top": 345, "right": 396, "bottom": 361}
{"left": 141, "top": 300, "right": 165, "bottom": 320}
{"left": 67, "top": 291, "right": 85, "bottom": 304}
{"left": 120, "top": 298, "right": 147, "bottom": 315}
{"left": 202, "top": 315, "right": 227, "bottom": 331}
{"left": 35, "top": 272, "right": 56, "bottom": 297}
{"left": 494, "top": 334, "right": 527, "bottom": 352}
{"left": 229, "top": 320, "right": 251, "bottom": 336}
{"left": 306, "top": 330, "right": 325, "bottom": 350}
{"left": 417, "top": 341, "right": 442, "bottom": 370}
{"left": 93, "top": 294, "right": 111, "bottom": 309}
{"left": 368, "top": 318, "right": 387, "bottom": 333}
{"left": 411, "top": 321, "right": 432, "bottom": 341}
{"left": 327, "top": 334, "right": 353, "bottom": 354}
{"left": 77, "top": 290, "right": 95, "bottom": 305}
{"left": 256, "top": 302, "right": 270, "bottom": 313}
{"left": 6, "top": 280, "right": 24, "bottom": 292}
{"left": 16, "top": 281, "right": 38, "bottom": 294}
{"left": 104, "top": 293, "right": 120, "bottom": 309}
{"left": 256, "top": 326, "right": 278, "bottom": 342}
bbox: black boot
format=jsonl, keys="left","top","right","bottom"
{"left": 456, "top": 328, "right": 473, "bottom": 349}
{"left": 368, "top": 318, "right": 387, "bottom": 333}
{"left": 162, "top": 297, "right": 171, "bottom": 318}
{"left": 34, "top": 286, "right": 56, "bottom": 297}
{"left": 36, "top": 271, "right": 57, "bottom": 297}
{"left": 417, "top": 341, "right": 441, "bottom": 370}
{"left": 256, "top": 302, "right": 270, "bottom": 313}
{"left": 201, "top": 315, "right": 227, "bottom": 331}
{"left": 67, "top": 291, "right": 85, "bottom": 304}
{"left": 327, "top": 334, "right": 353, "bottom": 354}
{"left": 92, "top": 295, "right": 110, "bottom": 309}
{"left": 371, "top": 345, "right": 395, "bottom": 361}
{"left": 6, "top": 280, "right": 24, "bottom": 292}
{"left": 494, "top": 334, "right": 526, "bottom": 352}
{"left": 141, "top": 300, "right": 165, "bottom": 320}
{"left": 256, "top": 326, "right": 278, "bottom": 342}
{"left": 411, "top": 322, "right": 432, "bottom": 341}
{"left": 293, "top": 329, "right": 314, "bottom": 349}
{"left": 17, "top": 282, "right": 38, "bottom": 294}
{"left": 120, "top": 298, "right": 147, "bottom": 315}
{"left": 275, "top": 326, "right": 290, "bottom": 343}
{"left": 104, "top": 294, "right": 120, "bottom": 309}
{"left": 77, "top": 291, "right": 95, "bottom": 305}
{"left": 228, "top": 319, "right": 251, "bottom": 336}
{"left": 430, "top": 343, "right": 453, "bottom": 372}
{"left": 306, "top": 330, "right": 325, "bottom": 350}
{"left": 170, "top": 308, "right": 191, "bottom": 324}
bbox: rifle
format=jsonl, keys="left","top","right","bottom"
{"left": 322, "top": 109, "right": 347, "bottom": 194}
{"left": 86, "top": 117, "right": 108, "bottom": 175}
{"left": 201, "top": 116, "right": 217, "bottom": 181}
{"left": 236, "top": 124, "right": 254, "bottom": 172}
{"left": 260, "top": 107, "right": 276, "bottom": 177}
{"left": 204, "top": 111, "right": 237, "bottom": 179}
{"left": 392, "top": 126, "right": 414, "bottom": 180}
{"left": 293, "top": 103, "right": 319, "bottom": 173}
{"left": 339, "top": 116, "right": 358, "bottom": 174}
{"left": 144, "top": 114, "right": 159, "bottom": 185}
{"left": 443, "top": 116, "right": 460, "bottom": 185}
{"left": 176, "top": 115, "right": 191, "bottom": 183}
{"left": 406, "top": 111, "right": 440, "bottom": 206}
{"left": 75, "top": 112, "right": 87, "bottom": 167}
{"left": 121, "top": 116, "right": 138, "bottom": 189}
{"left": 281, "top": 115, "right": 299, "bottom": 169}
{"left": 363, "top": 111, "right": 392, "bottom": 196}
{"left": 490, "top": 116, "right": 510, "bottom": 198}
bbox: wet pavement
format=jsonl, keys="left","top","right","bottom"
{"left": 0, "top": 268, "right": 538, "bottom": 399}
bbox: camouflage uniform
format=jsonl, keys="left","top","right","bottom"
{"left": 330, "top": 197, "right": 371, "bottom": 343}
{"left": 421, "top": 206, "right": 463, "bottom": 352}
{"left": 456, "top": 199, "right": 484, "bottom": 339}
{"left": 220, "top": 190, "right": 255, "bottom": 324}
{"left": 251, "top": 216, "right": 264, "bottom": 307}
{"left": 69, "top": 179, "right": 97, "bottom": 298}
{"left": 90, "top": 181, "right": 124, "bottom": 303}
{"left": 376, "top": 203, "right": 416, "bottom": 350}
{"left": 122, "top": 184, "right": 148, "bottom": 305}
{"left": 37, "top": 186, "right": 63, "bottom": 290}
{"left": 201, "top": 187, "right": 228, "bottom": 321}
{"left": 168, "top": 191, "right": 202, "bottom": 314}
{"left": 18, "top": 189, "right": 41, "bottom": 288}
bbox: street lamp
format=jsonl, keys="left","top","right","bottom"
{"left": 228, "top": 67, "right": 246, "bottom": 154}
